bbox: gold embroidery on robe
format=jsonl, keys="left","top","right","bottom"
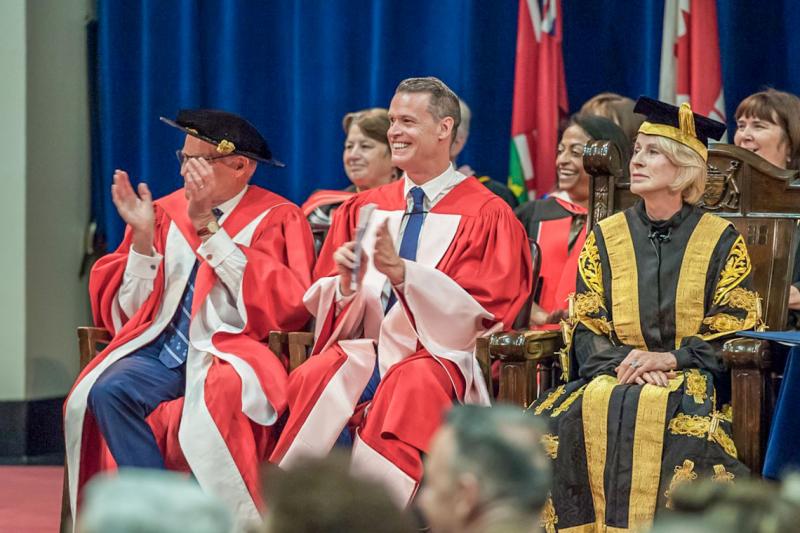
{"left": 575, "top": 291, "right": 605, "bottom": 317}
{"left": 720, "top": 403, "right": 733, "bottom": 423}
{"left": 578, "top": 231, "right": 603, "bottom": 296}
{"left": 727, "top": 287, "right": 758, "bottom": 313}
{"left": 551, "top": 385, "right": 587, "bottom": 417}
{"left": 541, "top": 434, "right": 559, "bottom": 459}
{"left": 582, "top": 375, "right": 617, "bottom": 530}
{"left": 668, "top": 413, "right": 738, "bottom": 458}
{"left": 714, "top": 234, "right": 752, "bottom": 305}
{"left": 540, "top": 496, "right": 558, "bottom": 533}
{"left": 665, "top": 459, "right": 697, "bottom": 509}
{"left": 702, "top": 313, "right": 746, "bottom": 333}
{"left": 532, "top": 385, "right": 566, "bottom": 415}
{"left": 712, "top": 464, "right": 735, "bottom": 484}
{"left": 685, "top": 369, "right": 708, "bottom": 404}
{"left": 674, "top": 214, "right": 732, "bottom": 348}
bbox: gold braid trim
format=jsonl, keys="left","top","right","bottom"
{"left": 712, "top": 464, "right": 735, "bottom": 484}
{"left": 532, "top": 385, "right": 566, "bottom": 415}
{"left": 727, "top": 287, "right": 758, "bottom": 313}
{"left": 668, "top": 413, "right": 738, "bottom": 458}
{"left": 674, "top": 214, "right": 732, "bottom": 348}
{"left": 541, "top": 434, "right": 559, "bottom": 459}
{"left": 629, "top": 380, "right": 673, "bottom": 529}
{"left": 599, "top": 213, "right": 647, "bottom": 349}
{"left": 665, "top": 459, "right": 698, "bottom": 509}
{"left": 714, "top": 234, "right": 752, "bottom": 306}
{"left": 720, "top": 404, "right": 733, "bottom": 423}
{"left": 539, "top": 495, "right": 558, "bottom": 533}
{"left": 685, "top": 369, "right": 708, "bottom": 404}
{"left": 551, "top": 384, "right": 587, "bottom": 417}
{"left": 575, "top": 291, "right": 605, "bottom": 317}
{"left": 582, "top": 375, "right": 618, "bottom": 531}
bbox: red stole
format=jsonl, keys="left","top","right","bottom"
{"left": 536, "top": 197, "right": 587, "bottom": 314}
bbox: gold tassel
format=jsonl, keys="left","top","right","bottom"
{"left": 678, "top": 102, "right": 697, "bottom": 138}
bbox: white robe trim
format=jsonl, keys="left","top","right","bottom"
{"left": 65, "top": 205, "right": 279, "bottom": 525}
{"left": 299, "top": 207, "right": 495, "bottom": 456}
{"left": 350, "top": 432, "right": 417, "bottom": 508}
{"left": 278, "top": 339, "right": 376, "bottom": 469}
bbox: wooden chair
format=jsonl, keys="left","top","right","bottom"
{"left": 486, "top": 142, "right": 800, "bottom": 473}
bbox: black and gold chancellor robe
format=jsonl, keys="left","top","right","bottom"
{"left": 532, "top": 201, "right": 759, "bottom": 533}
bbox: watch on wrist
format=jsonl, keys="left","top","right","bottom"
{"left": 196, "top": 218, "right": 220, "bottom": 238}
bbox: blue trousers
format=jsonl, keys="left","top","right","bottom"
{"left": 87, "top": 348, "right": 185, "bottom": 469}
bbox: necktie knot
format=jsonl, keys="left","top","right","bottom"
{"left": 409, "top": 187, "right": 425, "bottom": 213}
{"left": 212, "top": 207, "right": 223, "bottom": 220}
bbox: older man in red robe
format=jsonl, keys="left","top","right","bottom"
{"left": 64, "top": 110, "right": 315, "bottom": 526}
{"left": 270, "top": 77, "right": 532, "bottom": 505}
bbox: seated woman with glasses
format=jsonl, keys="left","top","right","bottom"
{"left": 531, "top": 97, "right": 760, "bottom": 533}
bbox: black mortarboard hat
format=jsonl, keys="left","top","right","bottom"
{"left": 160, "top": 109, "right": 284, "bottom": 166}
{"left": 634, "top": 96, "right": 726, "bottom": 161}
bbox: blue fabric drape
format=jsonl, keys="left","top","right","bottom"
{"left": 92, "top": 0, "right": 518, "bottom": 249}
{"left": 93, "top": 0, "right": 800, "bottom": 249}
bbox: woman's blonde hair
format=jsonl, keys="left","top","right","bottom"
{"left": 651, "top": 135, "right": 707, "bottom": 204}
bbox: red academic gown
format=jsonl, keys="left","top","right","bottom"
{"left": 516, "top": 196, "right": 587, "bottom": 326}
{"left": 270, "top": 175, "right": 532, "bottom": 505}
{"left": 64, "top": 186, "right": 315, "bottom": 525}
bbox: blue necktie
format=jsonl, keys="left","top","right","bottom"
{"left": 384, "top": 186, "right": 426, "bottom": 311}
{"left": 155, "top": 207, "right": 223, "bottom": 369}
{"left": 336, "top": 187, "right": 428, "bottom": 447}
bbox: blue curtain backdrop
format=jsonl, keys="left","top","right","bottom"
{"left": 92, "top": 0, "right": 800, "bottom": 249}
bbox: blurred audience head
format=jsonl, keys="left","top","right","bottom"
{"left": 76, "top": 470, "right": 232, "bottom": 533}
{"left": 734, "top": 88, "right": 800, "bottom": 170}
{"left": 556, "top": 113, "right": 631, "bottom": 204}
{"left": 580, "top": 92, "right": 645, "bottom": 141}
{"left": 261, "top": 452, "right": 415, "bottom": 533}
{"left": 450, "top": 98, "right": 472, "bottom": 162}
{"left": 417, "top": 404, "right": 551, "bottom": 533}
{"left": 342, "top": 107, "right": 397, "bottom": 191}
{"left": 649, "top": 474, "right": 800, "bottom": 533}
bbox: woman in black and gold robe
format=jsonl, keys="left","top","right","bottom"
{"left": 533, "top": 97, "right": 761, "bottom": 532}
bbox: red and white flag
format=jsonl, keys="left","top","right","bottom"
{"left": 659, "top": 0, "right": 726, "bottom": 137}
{"left": 508, "top": 0, "right": 569, "bottom": 202}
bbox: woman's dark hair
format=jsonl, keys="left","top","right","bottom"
{"left": 568, "top": 113, "right": 633, "bottom": 178}
{"left": 735, "top": 89, "right": 800, "bottom": 170}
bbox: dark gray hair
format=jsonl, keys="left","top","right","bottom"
{"left": 445, "top": 404, "right": 551, "bottom": 513}
{"left": 395, "top": 76, "right": 461, "bottom": 141}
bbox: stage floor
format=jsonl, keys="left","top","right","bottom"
{"left": 0, "top": 466, "right": 63, "bottom": 533}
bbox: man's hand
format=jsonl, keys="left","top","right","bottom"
{"left": 183, "top": 158, "right": 218, "bottom": 230}
{"left": 616, "top": 349, "right": 678, "bottom": 385}
{"left": 334, "top": 241, "right": 367, "bottom": 297}
{"left": 373, "top": 220, "right": 405, "bottom": 286}
{"left": 111, "top": 170, "right": 155, "bottom": 256}
{"left": 530, "top": 306, "right": 569, "bottom": 327}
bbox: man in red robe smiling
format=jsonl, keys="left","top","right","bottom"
{"left": 270, "top": 77, "right": 532, "bottom": 505}
{"left": 64, "top": 110, "right": 315, "bottom": 527}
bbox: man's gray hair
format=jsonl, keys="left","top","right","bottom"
{"left": 395, "top": 76, "right": 461, "bottom": 141}
{"left": 446, "top": 404, "right": 551, "bottom": 513}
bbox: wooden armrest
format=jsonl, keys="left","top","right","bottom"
{"left": 488, "top": 329, "right": 562, "bottom": 362}
{"left": 482, "top": 330, "right": 562, "bottom": 408}
{"left": 77, "top": 326, "right": 112, "bottom": 370}
{"left": 721, "top": 336, "right": 772, "bottom": 473}
{"left": 722, "top": 337, "right": 772, "bottom": 369}
{"left": 288, "top": 332, "right": 315, "bottom": 371}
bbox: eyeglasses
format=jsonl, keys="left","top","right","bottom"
{"left": 175, "top": 150, "right": 234, "bottom": 166}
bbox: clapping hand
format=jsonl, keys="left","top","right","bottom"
{"left": 183, "top": 157, "right": 218, "bottom": 229}
{"left": 334, "top": 242, "right": 367, "bottom": 297}
{"left": 373, "top": 220, "right": 405, "bottom": 286}
{"left": 111, "top": 170, "right": 154, "bottom": 255}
